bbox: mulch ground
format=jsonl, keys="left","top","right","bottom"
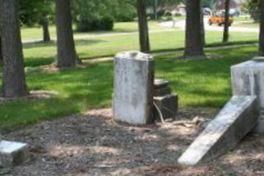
{"left": 1, "top": 108, "right": 263, "bottom": 176}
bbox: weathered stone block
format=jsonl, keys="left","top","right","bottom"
{"left": 231, "top": 60, "right": 264, "bottom": 133}
{"left": 178, "top": 96, "right": 258, "bottom": 166}
{"left": 154, "top": 79, "right": 169, "bottom": 89}
{"left": 0, "top": 140, "right": 28, "bottom": 167}
{"left": 154, "top": 94, "right": 178, "bottom": 120}
{"left": 154, "top": 86, "right": 172, "bottom": 96}
{"left": 113, "top": 51, "right": 154, "bottom": 125}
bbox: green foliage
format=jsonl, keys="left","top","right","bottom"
{"left": 244, "top": 0, "right": 260, "bottom": 22}
{"left": 76, "top": 15, "right": 114, "bottom": 32}
{"left": 19, "top": 0, "right": 54, "bottom": 26}
{"left": 110, "top": 0, "right": 137, "bottom": 22}
{"left": 73, "top": 0, "right": 114, "bottom": 31}
{"left": 73, "top": 0, "right": 137, "bottom": 31}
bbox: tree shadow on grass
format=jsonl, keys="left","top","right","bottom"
{"left": 23, "top": 39, "right": 107, "bottom": 50}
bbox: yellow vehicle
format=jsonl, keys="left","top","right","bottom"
{"left": 208, "top": 16, "right": 233, "bottom": 26}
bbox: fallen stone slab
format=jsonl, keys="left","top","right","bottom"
{"left": 178, "top": 96, "right": 258, "bottom": 166}
{"left": 0, "top": 140, "right": 28, "bottom": 167}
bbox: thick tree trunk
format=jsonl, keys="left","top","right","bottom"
{"left": 55, "top": 0, "right": 77, "bottom": 68}
{"left": 223, "top": 0, "right": 230, "bottom": 43}
{"left": 42, "top": 16, "right": 51, "bottom": 42}
{"left": 1, "top": 0, "right": 28, "bottom": 98}
{"left": 184, "top": 0, "right": 205, "bottom": 57}
{"left": 259, "top": 0, "right": 264, "bottom": 56}
{"left": 137, "top": 0, "right": 150, "bottom": 53}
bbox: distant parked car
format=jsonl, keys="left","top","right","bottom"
{"left": 229, "top": 9, "right": 240, "bottom": 17}
{"left": 203, "top": 8, "right": 212, "bottom": 16}
{"left": 208, "top": 15, "right": 233, "bottom": 26}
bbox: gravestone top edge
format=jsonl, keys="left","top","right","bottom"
{"left": 0, "top": 140, "right": 28, "bottom": 154}
{"left": 253, "top": 56, "right": 264, "bottom": 62}
{"left": 231, "top": 60, "right": 264, "bottom": 69}
{"left": 115, "top": 51, "right": 153, "bottom": 61}
{"left": 154, "top": 79, "right": 169, "bottom": 88}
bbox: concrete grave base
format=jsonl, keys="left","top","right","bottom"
{"left": 178, "top": 96, "right": 258, "bottom": 166}
{"left": 153, "top": 79, "right": 178, "bottom": 121}
{"left": 0, "top": 140, "right": 28, "bottom": 167}
{"left": 154, "top": 94, "right": 178, "bottom": 121}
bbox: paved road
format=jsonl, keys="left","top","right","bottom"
{"left": 159, "top": 18, "right": 259, "bottom": 33}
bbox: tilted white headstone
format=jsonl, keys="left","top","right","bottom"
{"left": 0, "top": 140, "right": 28, "bottom": 167}
{"left": 231, "top": 60, "right": 264, "bottom": 133}
{"left": 178, "top": 96, "right": 258, "bottom": 166}
{"left": 113, "top": 51, "right": 154, "bottom": 124}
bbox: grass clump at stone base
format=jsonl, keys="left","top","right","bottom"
{"left": 0, "top": 46, "right": 256, "bottom": 130}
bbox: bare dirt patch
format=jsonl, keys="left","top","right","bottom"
{"left": 1, "top": 108, "right": 263, "bottom": 176}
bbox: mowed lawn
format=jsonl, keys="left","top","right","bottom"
{"left": 0, "top": 45, "right": 257, "bottom": 130}
{"left": 22, "top": 21, "right": 258, "bottom": 67}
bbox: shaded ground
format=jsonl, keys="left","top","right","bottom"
{"left": 1, "top": 108, "right": 264, "bottom": 176}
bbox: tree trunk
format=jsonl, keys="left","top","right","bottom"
{"left": 55, "top": 0, "right": 77, "bottom": 68}
{"left": 1, "top": 0, "right": 28, "bottom": 98}
{"left": 0, "top": 2, "right": 2, "bottom": 65}
{"left": 259, "top": 0, "right": 264, "bottom": 56}
{"left": 200, "top": 6, "right": 205, "bottom": 46}
{"left": 137, "top": 0, "right": 150, "bottom": 53}
{"left": 0, "top": 36, "right": 2, "bottom": 65}
{"left": 153, "top": 0, "right": 158, "bottom": 20}
{"left": 184, "top": 0, "right": 205, "bottom": 57}
{"left": 223, "top": 0, "right": 230, "bottom": 43}
{"left": 42, "top": 15, "right": 51, "bottom": 42}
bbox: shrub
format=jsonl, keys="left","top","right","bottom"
{"left": 76, "top": 16, "right": 114, "bottom": 32}
{"left": 113, "top": 4, "right": 137, "bottom": 22}
{"left": 98, "top": 16, "right": 114, "bottom": 30}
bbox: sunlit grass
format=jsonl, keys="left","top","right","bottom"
{"left": 0, "top": 45, "right": 258, "bottom": 130}
{"left": 22, "top": 24, "right": 258, "bottom": 67}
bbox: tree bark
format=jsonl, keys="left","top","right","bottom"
{"left": 137, "top": 0, "right": 150, "bottom": 53}
{"left": 0, "top": 2, "right": 2, "bottom": 65}
{"left": 1, "top": 0, "right": 28, "bottom": 98}
{"left": 200, "top": 6, "right": 205, "bottom": 46}
{"left": 184, "top": 0, "right": 205, "bottom": 57}
{"left": 55, "top": 0, "right": 77, "bottom": 68}
{"left": 223, "top": 0, "right": 230, "bottom": 43}
{"left": 0, "top": 36, "right": 2, "bottom": 65}
{"left": 259, "top": 0, "right": 264, "bottom": 56}
{"left": 42, "top": 15, "right": 51, "bottom": 42}
{"left": 153, "top": 0, "right": 158, "bottom": 20}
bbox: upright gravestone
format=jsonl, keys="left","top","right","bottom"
{"left": 231, "top": 57, "right": 264, "bottom": 133}
{"left": 113, "top": 51, "right": 154, "bottom": 125}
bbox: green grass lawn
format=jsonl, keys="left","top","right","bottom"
{"left": 0, "top": 45, "right": 257, "bottom": 130}
{"left": 22, "top": 21, "right": 258, "bottom": 67}
{"left": 21, "top": 21, "right": 165, "bottom": 41}
{"left": 0, "top": 21, "right": 259, "bottom": 130}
